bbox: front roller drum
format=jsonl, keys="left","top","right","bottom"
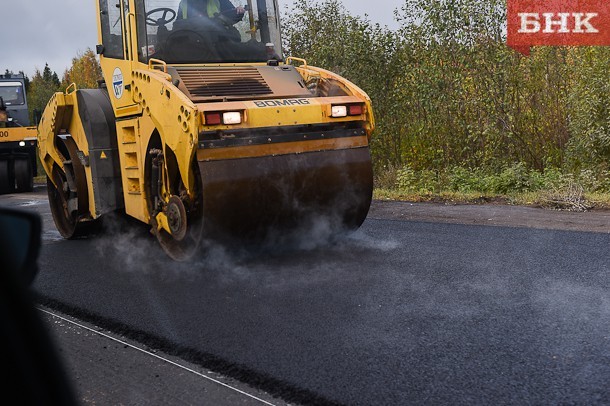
{"left": 198, "top": 147, "right": 374, "bottom": 243}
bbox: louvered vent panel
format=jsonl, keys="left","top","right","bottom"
{"left": 176, "top": 67, "right": 272, "bottom": 98}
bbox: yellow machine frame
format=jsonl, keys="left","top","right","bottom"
{"left": 38, "top": 0, "right": 375, "bottom": 259}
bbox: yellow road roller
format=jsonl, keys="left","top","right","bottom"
{"left": 38, "top": 0, "right": 374, "bottom": 260}
{"left": 0, "top": 73, "right": 37, "bottom": 194}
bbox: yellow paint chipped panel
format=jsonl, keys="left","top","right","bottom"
{"left": 0, "top": 127, "right": 37, "bottom": 143}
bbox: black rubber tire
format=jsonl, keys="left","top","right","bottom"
{"left": 47, "top": 172, "right": 78, "bottom": 238}
{"left": 14, "top": 157, "right": 33, "bottom": 193}
{"left": 0, "top": 159, "right": 14, "bottom": 194}
{"left": 47, "top": 169, "right": 98, "bottom": 239}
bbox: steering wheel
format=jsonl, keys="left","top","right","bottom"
{"left": 146, "top": 7, "right": 177, "bottom": 26}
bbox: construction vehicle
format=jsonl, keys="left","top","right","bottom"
{"left": 0, "top": 73, "right": 37, "bottom": 194}
{"left": 38, "top": 0, "right": 374, "bottom": 260}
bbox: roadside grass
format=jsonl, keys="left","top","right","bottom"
{"left": 374, "top": 189, "right": 610, "bottom": 211}
{"left": 374, "top": 165, "right": 610, "bottom": 211}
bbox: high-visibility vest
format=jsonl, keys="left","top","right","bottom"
{"left": 179, "top": 0, "right": 221, "bottom": 19}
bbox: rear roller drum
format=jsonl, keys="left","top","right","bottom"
{"left": 47, "top": 168, "right": 80, "bottom": 238}
{"left": 47, "top": 137, "right": 94, "bottom": 239}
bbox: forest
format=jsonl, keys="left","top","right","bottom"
{"left": 283, "top": 0, "right": 610, "bottom": 206}
{"left": 15, "top": 0, "right": 610, "bottom": 205}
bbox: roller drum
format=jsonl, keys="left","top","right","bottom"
{"left": 198, "top": 147, "right": 373, "bottom": 243}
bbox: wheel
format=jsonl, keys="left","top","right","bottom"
{"left": 153, "top": 163, "right": 204, "bottom": 261}
{"left": 47, "top": 137, "right": 94, "bottom": 239}
{"left": 47, "top": 169, "right": 79, "bottom": 238}
{"left": 14, "top": 157, "right": 33, "bottom": 193}
{"left": 0, "top": 159, "right": 14, "bottom": 194}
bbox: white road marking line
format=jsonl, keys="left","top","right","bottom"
{"left": 20, "top": 200, "right": 44, "bottom": 206}
{"left": 38, "top": 308, "right": 277, "bottom": 406}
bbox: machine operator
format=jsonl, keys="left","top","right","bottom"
{"left": 177, "top": 0, "right": 246, "bottom": 24}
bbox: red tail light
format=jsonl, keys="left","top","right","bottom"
{"left": 348, "top": 104, "right": 363, "bottom": 116}
{"left": 205, "top": 112, "right": 222, "bottom": 125}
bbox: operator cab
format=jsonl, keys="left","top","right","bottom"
{"left": 0, "top": 80, "right": 28, "bottom": 127}
{"left": 134, "top": 0, "right": 283, "bottom": 64}
{"left": 0, "top": 82, "right": 26, "bottom": 107}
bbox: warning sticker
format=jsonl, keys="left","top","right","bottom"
{"left": 112, "top": 67, "right": 124, "bottom": 99}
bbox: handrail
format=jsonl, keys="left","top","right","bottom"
{"left": 285, "top": 56, "right": 308, "bottom": 68}
{"left": 65, "top": 83, "right": 77, "bottom": 95}
{"left": 246, "top": 0, "right": 257, "bottom": 40}
{"left": 148, "top": 58, "right": 168, "bottom": 73}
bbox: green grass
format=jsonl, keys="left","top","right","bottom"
{"left": 373, "top": 165, "right": 610, "bottom": 211}
{"left": 373, "top": 189, "right": 610, "bottom": 211}
{"left": 374, "top": 188, "right": 610, "bottom": 210}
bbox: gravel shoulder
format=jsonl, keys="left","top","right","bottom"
{"left": 369, "top": 199, "right": 610, "bottom": 233}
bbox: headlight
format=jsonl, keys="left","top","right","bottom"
{"left": 222, "top": 112, "right": 242, "bottom": 125}
{"left": 331, "top": 105, "right": 347, "bottom": 118}
{"left": 19, "top": 141, "right": 26, "bottom": 147}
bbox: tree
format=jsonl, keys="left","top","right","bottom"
{"left": 42, "top": 63, "right": 60, "bottom": 88}
{"left": 282, "top": 0, "right": 402, "bottom": 169}
{"left": 281, "top": 0, "right": 610, "bottom": 182}
{"left": 61, "top": 49, "right": 102, "bottom": 90}
{"left": 28, "top": 63, "right": 62, "bottom": 124}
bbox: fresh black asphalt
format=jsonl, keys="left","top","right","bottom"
{"left": 29, "top": 210, "right": 610, "bottom": 405}
{"left": 3, "top": 186, "right": 610, "bottom": 405}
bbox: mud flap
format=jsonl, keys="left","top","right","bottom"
{"left": 76, "top": 90, "right": 123, "bottom": 216}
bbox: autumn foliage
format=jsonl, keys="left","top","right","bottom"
{"left": 61, "top": 49, "right": 103, "bottom": 90}
{"left": 25, "top": 49, "right": 102, "bottom": 124}
{"left": 283, "top": 0, "right": 610, "bottom": 193}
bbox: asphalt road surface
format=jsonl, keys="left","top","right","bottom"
{"left": 2, "top": 185, "right": 610, "bottom": 405}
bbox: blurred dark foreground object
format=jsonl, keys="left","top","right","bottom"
{"left": 0, "top": 207, "right": 41, "bottom": 285}
{"left": 0, "top": 207, "right": 77, "bottom": 405}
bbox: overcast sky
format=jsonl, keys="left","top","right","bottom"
{"left": 1, "top": 0, "right": 402, "bottom": 80}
